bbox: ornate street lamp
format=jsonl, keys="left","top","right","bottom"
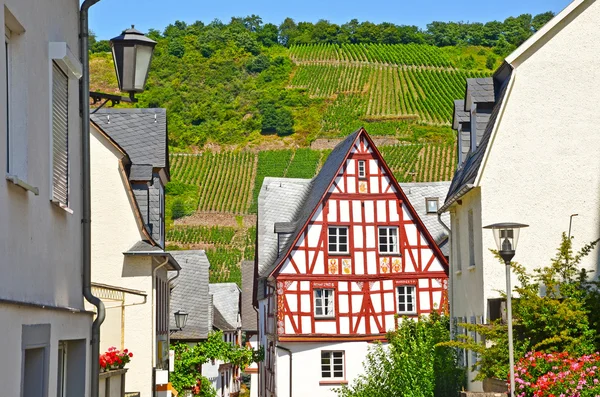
{"left": 173, "top": 310, "right": 189, "bottom": 332}
{"left": 90, "top": 25, "right": 156, "bottom": 107}
{"left": 483, "top": 222, "right": 528, "bottom": 397}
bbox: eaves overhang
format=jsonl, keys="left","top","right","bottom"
{"left": 438, "top": 184, "right": 475, "bottom": 214}
{"left": 123, "top": 251, "right": 182, "bottom": 271}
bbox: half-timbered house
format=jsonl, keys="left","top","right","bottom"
{"left": 255, "top": 128, "right": 449, "bottom": 397}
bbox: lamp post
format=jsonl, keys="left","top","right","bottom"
{"left": 172, "top": 310, "right": 189, "bottom": 333}
{"left": 89, "top": 25, "right": 156, "bottom": 107}
{"left": 483, "top": 222, "right": 528, "bottom": 397}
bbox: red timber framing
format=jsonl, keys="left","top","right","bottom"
{"left": 268, "top": 129, "right": 449, "bottom": 342}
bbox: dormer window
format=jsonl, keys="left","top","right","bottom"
{"left": 357, "top": 160, "right": 366, "bottom": 178}
{"left": 426, "top": 198, "right": 439, "bottom": 214}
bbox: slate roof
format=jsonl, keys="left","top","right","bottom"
{"left": 90, "top": 108, "right": 168, "bottom": 169}
{"left": 444, "top": 72, "right": 512, "bottom": 205}
{"left": 241, "top": 260, "right": 258, "bottom": 332}
{"left": 465, "top": 78, "right": 495, "bottom": 110}
{"left": 90, "top": 108, "right": 169, "bottom": 246}
{"left": 209, "top": 283, "right": 241, "bottom": 331}
{"left": 258, "top": 129, "right": 362, "bottom": 278}
{"left": 169, "top": 251, "right": 211, "bottom": 341}
{"left": 400, "top": 181, "right": 451, "bottom": 247}
{"left": 123, "top": 240, "right": 181, "bottom": 270}
{"left": 452, "top": 100, "right": 470, "bottom": 129}
{"left": 125, "top": 240, "right": 162, "bottom": 252}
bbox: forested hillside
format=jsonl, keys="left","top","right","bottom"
{"left": 89, "top": 12, "right": 554, "bottom": 284}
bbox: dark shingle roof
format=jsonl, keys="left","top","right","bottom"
{"left": 209, "top": 283, "right": 241, "bottom": 331}
{"left": 258, "top": 129, "right": 362, "bottom": 278}
{"left": 400, "top": 181, "right": 451, "bottom": 246}
{"left": 125, "top": 240, "right": 162, "bottom": 252}
{"left": 129, "top": 164, "right": 153, "bottom": 182}
{"left": 445, "top": 73, "right": 512, "bottom": 204}
{"left": 90, "top": 108, "right": 167, "bottom": 169}
{"left": 452, "top": 99, "right": 470, "bottom": 129}
{"left": 169, "top": 251, "right": 211, "bottom": 341}
{"left": 241, "top": 261, "right": 257, "bottom": 332}
{"left": 465, "top": 78, "right": 495, "bottom": 109}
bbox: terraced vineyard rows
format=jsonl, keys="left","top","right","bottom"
{"left": 291, "top": 64, "right": 487, "bottom": 125}
{"left": 170, "top": 151, "right": 256, "bottom": 214}
{"left": 379, "top": 143, "right": 456, "bottom": 182}
{"left": 289, "top": 43, "right": 453, "bottom": 67}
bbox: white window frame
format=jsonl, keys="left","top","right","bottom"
{"left": 57, "top": 341, "right": 67, "bottom": 397}
{"left": 396, "top": 285, "right": 417, "bottom": 315}
{"left": 378, "top": 226, "right": 399, "bottom": 254}
{"left": 48, "top": 42, "right": 82, "bottom": 212}
{"left": 357, "top": 160, "right": 366, "bottom": 178}
{"left": 328, "top": 226, "right": 349, "bottom": 254}
{"left": 426, "top": 198, "right": 439, "bottom": 214}
{"left": 314, "top": 288, "right": 335, "bottom": 318}
{"left": 321, "top": 351, "right": 344, "bottom": 379}
{"left": 455, "top": 217, "right": 462, "bottom": 272}
{"left": 468, "top": 210, "right": 475, "bottom": 267}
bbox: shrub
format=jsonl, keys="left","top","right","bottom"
{"left": 486, "top": 54, "right": 496, "bottom": 70}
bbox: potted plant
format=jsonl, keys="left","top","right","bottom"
{"left": 99, "top": 347, "right": 133, "bottom": 371}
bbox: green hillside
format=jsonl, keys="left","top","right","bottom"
{"left": 89, "top": 13, "right": 555, "bottom": 284}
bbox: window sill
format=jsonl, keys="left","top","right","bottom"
{"left": 467, "top": 265, "right": 476, "bottom": 272}
{"left": 455, "top": 270, "right": 462, "bottom": 276}
{"left": 50, "top": 200, "right": 74, "bottom": 214}
{"left": 319, "top": 380, "right": 348, "bottom": 385}
{"left": 315, "top": 316, "right": 336, "bottom": 321}
{"left": 6, "top": 174, "right": 39, "bottom": 195}
{"left": 398, "top": 312, "right": 418, "bottom": 317}
{"left": 381, "top": 252, "right": 402, "bottom": 257}
{"left": 328, "top": 253, "right": 351, "bottom": 257}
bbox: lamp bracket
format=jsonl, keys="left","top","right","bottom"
{"left": 90, "top": 91, "right": 138, "bottom": 108}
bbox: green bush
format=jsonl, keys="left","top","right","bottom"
{"left": 336, "top": 312, "right": 465, "bottom": 397}
{"left": 485, "top": 54, "right": 496, "bottom": 70}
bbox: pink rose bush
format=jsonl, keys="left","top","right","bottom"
{"left": 514, "top": 351, "right": 600, "bottom": 397}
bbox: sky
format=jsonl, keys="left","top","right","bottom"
{"left": 88, "top": 0, "right": 573, "bottom": 40}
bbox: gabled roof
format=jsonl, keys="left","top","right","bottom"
{"left": 209, "top": 283, "right": 241, "bottom": 331}
{"left": 259, "top": 128, "right": 448, "bottom": 279}
{"left": 443, "top": 69, "right": 513, "bottom": 208}
{"left": 400, "top": 181, "right": 451, "bottom": 255}
{"left": 241, "top": 260, "right": 258, "bottom": 332}
{"left": 452, "top": 99, "right": 470, "bottom": 130}
{"left": 123, "top": 240, "right": 181, "bottom": 270}
{"left": 90, "top": 108, "right": 168, "bottom": 170}
{"left": 465, "top": 78, "right": 495, "bottom": 111}
{"left": 169, "top": 251, "right": 211, "bottom": 341}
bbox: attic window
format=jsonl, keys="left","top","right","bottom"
{"left": 357, "top": 160, "right": 366, "bottom": 178}
{"left": 426, "top": 198, "right": 439, "bottom": 214}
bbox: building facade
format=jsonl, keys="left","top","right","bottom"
{"left": 256, "top": 129, "right": 449, "bottom": 397}
{"left": 90, "top": 108, "right": 181, "bottom": 397}
{"left": 442, "top": 0, "right": 600, "bottom": 389}
{"left": 0, "top": 0, "right": 93, "bottom": 396}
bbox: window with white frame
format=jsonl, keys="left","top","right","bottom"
{"left": 51, "top": 61, "right": 69, "bottom": 206}
{"left": 396, "top": 285, "right": 416, "bottom": 314}
{"left": 468, "top": 210, "right": 475, "bottom": 267}
{"left": 426, "top": 198, "right": 438, "bottom": 213}
{"left": 57, "top": 341, "right": 67, "bottom": 397}
{"left": 321, "top": 351, "right": 344, "bottom": 379}
{"left": 357, "top": 160, "right": 366, "bottom": 178}
{"left": 455, "top": 218, "right": 462, "bottom": 271}
{"left": 378, "top": 226, "right": 399, "bottom": 254}
{"left": 314, "top": 288, "right": 335, "bottom": 317}
{"left": 328, "top": 226, "right": 348, "bottom": 254}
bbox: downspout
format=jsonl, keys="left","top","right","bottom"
{"left": 80, "top": 2, "right": 104, "bottom": 397}
{"left": 437, "top": 212, "right": 454, "bottom": 337}
{"left": 277, "top": 345, "right": 293, "bottom": 397}
{"left": 152, "top": 257, "right": 170, "bottom": 368}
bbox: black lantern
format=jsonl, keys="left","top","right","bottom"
{"left": 483, "top": 222, "right": 528, "bottom": 263}
{"left": 174, "top": 310, "right": 189, "bottom": 330}
{"left": 110, "top": 25, "right": 156, "bottom": 95}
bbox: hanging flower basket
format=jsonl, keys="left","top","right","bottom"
{"left": 99, "top": 347, "right": 134, "bottom": 372}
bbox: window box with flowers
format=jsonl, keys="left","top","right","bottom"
{"left": 99, "top": 347, "right": 133, "bottom": 397}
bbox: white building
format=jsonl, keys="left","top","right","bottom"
{"left": 441, "top": 0, "right": 600, "bottom": 389}
{"left": 0, "top": 0, "right": 93, "bottom": 395}
{"left": 90, "top": 108, "right": 181, "bottom": 397}
{"left": 242, "top": 260, "right": 259, "bottom": 397}
{"left": 255, "top": 128, "right": 449, "bottom": 397}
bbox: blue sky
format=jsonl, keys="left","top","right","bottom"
{"left": 89, "top": 0, "right": 572, "bottom": 40}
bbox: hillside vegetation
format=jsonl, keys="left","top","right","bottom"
{"left": 89, "top": 13, "right": 554, "bottom": 284}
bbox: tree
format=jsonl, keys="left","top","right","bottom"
{"left": 278, "top": 17, "right": 297, "bottom": 46}
{"left": 532, "top": 11, "right": 555, "bottom": 32}
{"left": 485, "top": 54, "right": 496, "bottom": 70}
{"left": 443, "top": 234, "right": 600, "bottom": 381}
{"left": 336, "top": 312, "right": 465, "bottom": 397}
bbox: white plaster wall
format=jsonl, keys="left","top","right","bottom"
{"left": 480, "top": 0, "right": 600, "bottom": 310}
{"left": 276, "top": 341, "right": 371, "bottom": 397}
{"left": 0, "top": 304, "right": 92, "bottom": 396}
{"left": 0, "top": 0, "right": 83, "bottom": 309}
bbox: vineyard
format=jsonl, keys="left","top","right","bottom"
{"left": 290, "top": 64, "right": 488, "bottom": 125}
{"left": 379, "top": 143, "right": 456, "bottom": 182}
{"left": 289, "top": 43, "right": 454, "bottom": 67}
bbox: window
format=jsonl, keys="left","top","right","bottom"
{"left": 51, "top": 61, "right": 69, "bottom": 207}
{"left": 455, "top": 218, "right": 462, "bottom": 271}
{"left": 357, "top": 160, "right": 366, "bottom": 178}
{"left": 378, "top": 227, "right": 399, "bottom": 254}
{"left": 468, "top": 210, "right": 475, "bottom": 267}
{"left": 57, "top": 341, "right": 67, "bottom": 397}
{"left": 5, "top": 27, "right": 10, "bottom": 174}
{"left": 328, "top": 226, "right": 348, "bottom": 254}
{"left": 314, "top": 288, "right": 335, "bottom": 317}
{"left": 321, "top": 351, "right": 344, "bottom": 379}
{"left": 426, "top": 198, "right": 438, "bottom": 213}
{"left": 396, "top": 285, "right": 416, "bottom": 314}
